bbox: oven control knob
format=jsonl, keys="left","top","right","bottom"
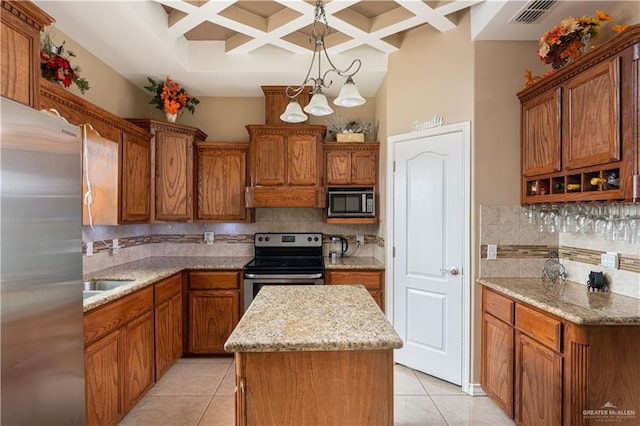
{"left": 258, "top": 236, "right": 263, "bottom": 242}
{"left": 308, "top": 237, "right": 312, "bottom": 242}
{"left": 314, "top": 237, "right": 319, "bottom": 242}
{"left": 265, "top": 237, "right": 270, "bottom": 241}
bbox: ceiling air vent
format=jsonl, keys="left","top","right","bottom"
{"left": 509, "top": 0, "right": 558, "bottom": 24}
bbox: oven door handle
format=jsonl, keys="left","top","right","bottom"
{"left": 244, "top": 273, "right": 324, "bottom": 279}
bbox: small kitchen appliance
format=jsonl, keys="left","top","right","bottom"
{"left": 329, "top": 236, "right": 349, "bottom": 259}
{"left": 327, "top": 188, "right": 375, "bottom": 218}
{"left": 243, "top": 233, "right": 324, "bottom": 311}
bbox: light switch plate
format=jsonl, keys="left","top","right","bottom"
{"left": 204, "top": 231, "right": 215, "bottom": 245}
{"left": 487, "top": 244, "right": 497, "bottom": 260}
{"left": 86, "top": 241, "right": 93, "bottom": 256}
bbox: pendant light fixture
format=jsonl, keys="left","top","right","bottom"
{"left": 280, "top": 0, "right": 365, "bottom": 123}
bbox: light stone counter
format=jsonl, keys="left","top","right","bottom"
{"left": 324, "top": 256, "right": 384, "bottom": 270}
{"left": 224, "top": 285, "right": 403, "bottom": 352}
{"left": 477, "top": 277, "right": 640, "bottom": 325}
{"left": 83, "top": 256, "right": 251, "bottom": 312}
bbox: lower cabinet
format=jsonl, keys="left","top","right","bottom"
{"left": 187, "top": 271, "right": 241, "bottom": 354}
{"left": 325, "top": 269, "right": 385, "bottom": 311}
{"left": 154, "top": 273, "right": 183, "bottom": 380}
{"left": 481, "top": 286, "right": 640, "bottom": 426}
{"left": 83, "top": 287, "right": 155, "bottom": 425}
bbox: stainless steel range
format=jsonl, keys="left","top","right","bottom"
{"left": 243, "top": 232, "right": 324, "bottom": 312}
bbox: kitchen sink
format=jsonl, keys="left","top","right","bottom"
{"left": 83, "top": 279, "right": 134, "bottom": 291}
{"left": 82, "top": 290, "right": 104, "bottom": 299}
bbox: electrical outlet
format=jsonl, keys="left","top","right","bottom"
{"left": 356, "top": 235, "right": 364, "bottom": 245}
{"left": 601, "top": 252, "right": 619, "bottom": 269}
{"left": 487, "top": 244, "right": 497, "bottom": 260}
{"left": 204, "top": 231, "right": 215, "bottom": 245}
{"left": 86, "top": 241, "right": 93, "bottom": 256}
{"left": 112, "top": 239, "right": 119, "bottom": 256}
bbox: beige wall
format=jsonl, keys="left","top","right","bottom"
{"left": 45, "top": 28, "right": 149, "bottom": 117}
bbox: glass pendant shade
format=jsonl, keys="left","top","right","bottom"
{"left": 280, "top": 99, "right": 308, "bottom": 123}
{"left": 304, "top": 91, "right": 333, "bottom": 116}
{"left": 334, "top": 77, "right": 365, "bottom": 107}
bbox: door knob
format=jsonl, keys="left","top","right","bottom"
{"left": 449, "top": 267, "right": 460, "bottom": 276}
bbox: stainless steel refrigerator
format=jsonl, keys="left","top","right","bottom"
{"left": 1, "top": 97, "right": 85, "bottom": 425}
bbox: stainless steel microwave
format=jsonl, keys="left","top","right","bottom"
{"left": 327, "top": 188, "right": 375, "bottom": 217}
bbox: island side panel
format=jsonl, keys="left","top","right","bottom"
{"left": 234, "top": 349, "right": 394, "bottom": 426}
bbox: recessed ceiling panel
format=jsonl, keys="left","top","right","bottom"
{"left": 184, "top": 21, "right": 239, "bottom": 41}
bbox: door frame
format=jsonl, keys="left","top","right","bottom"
{"left": 385, "top": 121, "right": 472, "bottom": 394}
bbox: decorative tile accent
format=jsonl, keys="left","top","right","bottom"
{"left": 480, "top": 244, "right": 640, "bottom": 274}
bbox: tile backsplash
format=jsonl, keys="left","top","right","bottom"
{"left": 480, "top": 205, "right": 640, "bottom": 299}
{"left": 82, "top": 208, "right": 384, "bottom": 274}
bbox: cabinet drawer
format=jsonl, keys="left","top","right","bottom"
{"left": 326, "top": 270, "right": 383, "bottom": 290}
{"left": 154, "top": 273, "right": 182, "bottom": 305}
{"left": 84, "top": 286, "right": 154, "bottom": 347}
{"left": 188, "top": 271, "right": 240, "bottom": 290}
{"left": 515, "top": 303, "right": 562, "bottom": 351}
{"left": 483, "top": 288, "right": 514, "bottom": 325}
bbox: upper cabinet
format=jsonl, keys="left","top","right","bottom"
{"left": 261, "top": 85, "right": 310, "bottom": 126}
{"left": 517, "top": 25, "right": 640, "bottom": 204}
{"left": 245, "top": 125, "right": 326, "bottom": 208}
{"left": 40, "top": 79, "right": 153, "bottom": 224}
{"left": 1, "top": 0, "right": 53, "bottom": 107}
{"left": 195, "top": 142, "right": 253, "bottom": 222}
{"left": 126, "top": 119, "right": 207, "bottom": 222}
{"left": 325, "top": 142, "right": 379, "bottom": 186}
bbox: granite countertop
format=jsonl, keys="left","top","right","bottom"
{"left": 224, "top": 285, "right": 403, "bottom": 352}
{"left": 477, "top": 277, "right": 640, "bottom": 325}
{"left": 83, "top": 256, "right": 251, "bottom": 312}
{"left": 323, "top": 256, "right": 384, "bottom": 270}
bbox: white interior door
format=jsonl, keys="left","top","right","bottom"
{"left": 391, "top": 123, "right": 469, "bottom": 386}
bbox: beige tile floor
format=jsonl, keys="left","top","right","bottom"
{"left": 119, "top": 357, "right": 515, "bottom": 426}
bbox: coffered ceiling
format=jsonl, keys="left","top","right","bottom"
{"left": 34, "top": 1, "right": 636, "bottom": 97}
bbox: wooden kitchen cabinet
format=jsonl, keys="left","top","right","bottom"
{"left": 325, "top": 142, "right": 379, "bottom": 186}
{"left": 39, "top": 79, "right": 153, "bottom": 224}
{"left": 1, "top": 0, "right": 52, "bottom": 107}
{"left": 517, "top": 25, "right": 640, "bottom": 203}
{"left": 245, "top": 125, "right": 326, "bottom": 208}
{"left": 121, "top": 129, "right": 152, "bottom": 223}
{"left": 325, "top": 269, "right": 385, "bottom": 311}
{"left": 481, "top": 289, "right": 514, "bottom": 417}
{"left": 195, "top": 142, "right": 253, "bottom": 222}
{"left": 481, "top": 285, "right": 640, "bottom": 426}
{"left": 154, "top": 273, "right": 183, "bottom": 380}
{"left": 187, "top": 271, "right": 240, "bottom": 354}
{"left": 84, "top": 287, "right": 154, "bottom": 425}
{"left": 261, "top": 85, "right": 311, "bottom": 126}
{"left": 126, "top": 119, "right": 207, "bottom": 222}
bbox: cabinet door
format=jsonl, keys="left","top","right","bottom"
{"left": 85, "top": 330, "right": 122, "bottom": 426}
{"left": 154, "top": 292, "right": 183, "bottom": 380}
{"left": 563, "top": 58, "right": 621, "bottom": 170}
{"left": 481, "top": 314, "right": 514, "bottom": 418}
{"left": 121, "top": 131, "right": 151, "bottom": 223}
{"left": 123, "top": 311, "right": 155, "bottom": 412}
{"left": 1, "top": 1, "right": 51, "bottom": 107}
{"left": 326, "top": 150, "right": 352, "bottom": 185}
{"left": 521, "top": 88, "right": 561, "bottom": 177}
{"left": 155, "top": 130, "right": 193, "bottom": 221}
{"left": 515, "top": 333, "right": 562, "bottom": 426}
{"left": 287, "top": 133, "right": 320, "bottom": 186}
{"left": 196, "top": 145, "right": 248, "bottom": 221}
{"left": 351, "top": 151, "right": 377, "bottom": 185}
{"left": 253, "top": 133, "right": 285, "bottom": 186}
{"left": 188, "top": 290, "right": 239, "bottom": 354}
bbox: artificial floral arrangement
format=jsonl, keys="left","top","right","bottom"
{"left": 327, "top": 114, "right": 373, "bottom": 141}
{"left": 40, "top": 29, "right": 90, "bottom": 94}
{"left": 144, "top": 76, "right": 200, "bottom": 116}
{"left": 524, "top": 10, "right": 630, "bottom": 87}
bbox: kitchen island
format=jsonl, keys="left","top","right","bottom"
{"left": 224, "top": 285, "right": 403, "bottom": 426}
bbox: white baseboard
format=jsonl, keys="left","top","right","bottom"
{"left": 464, "top": 383, "right": 487, "bottom": 396}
